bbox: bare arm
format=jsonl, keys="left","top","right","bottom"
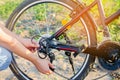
{"left": 0, "top": 21, "right": 27, "bottom": 44}
{"left": 0, "top": 22, "right": 54, "bottom": 74}
{"left": 0, "top": 23, "right": 36, "bottom": 62}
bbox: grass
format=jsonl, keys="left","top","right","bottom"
{"left": 0, "top": 0, "right": 23, "bottom": 19}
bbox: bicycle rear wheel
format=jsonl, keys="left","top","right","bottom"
{"left": 6, "top": 0, "right": 97, "bottom": 80}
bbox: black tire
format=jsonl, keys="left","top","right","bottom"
{"left": 6, "top": 0, "right": 97, "bottom": 80}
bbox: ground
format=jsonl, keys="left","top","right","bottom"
{"left": 0, "top": 66, "right": 113, "bottom": 80}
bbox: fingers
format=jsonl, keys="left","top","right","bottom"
{"left": 31, "top": 39, "right": 39, "bottom": 48}
{"left": 43, "top": 61, "right": 55, "bottom": 74}
{"left": 45, "top": 70, "right": 52, "bottom": 75}
{"left": 34, "top": 59, "right": 54, "bottom": 75}
{"left": 49, "top": 62, "right": 55, "bottom": 69}
{"left": 28, "top": 39, "right": 39, "bottom": 52}
{"left": 28, "top": 47, "right": 36, "bottom": 53}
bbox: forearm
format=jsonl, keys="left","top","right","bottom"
{"left": 1, "top": 39, "right": 36, "bottom": 62}
{"left": 0, "top": 22, "right": 23, "bottom": 42}
{"left": 0, "top": 27, "right": 36, "bottom": 62}
{"left": 0, "top": 22, "right": 53, "bottom": 74}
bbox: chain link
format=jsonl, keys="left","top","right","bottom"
{"left": 110, "top": 72, "right": 120, "bottom": 80}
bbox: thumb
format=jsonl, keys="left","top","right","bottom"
{"left": 31, "top": 40, "right": 39, "bottom": 47}
{"left": 49, "top": 62, "right": 55, "bottom": 70}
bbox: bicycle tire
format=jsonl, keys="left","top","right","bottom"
{"left": 6, "top": 0, "right": 97, "bottom": 80}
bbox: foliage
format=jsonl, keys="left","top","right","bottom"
{"left": 109, "top": 22, "right": 120, "bottom": 41}
{"left": 82, "top": 0, "right": 120, "bottom": 42}
{"left": 0, "top": 0, "right": 119, "bottom": 42}
{"left": 32, "top": 3, "right": 63, "bottom": 21}
{"left": 0, "top": 0, "right": 23, "bottom": 19}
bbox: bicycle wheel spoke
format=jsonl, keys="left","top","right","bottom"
{"left": 7, "top": 0, "right": 96, "bottom": 80}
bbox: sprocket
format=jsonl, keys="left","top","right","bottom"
{"left": 97, "top": 40, "right": 120, "bottom": 71}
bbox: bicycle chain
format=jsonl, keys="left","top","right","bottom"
{"left": 110, "top": 73, "right": 120, "bottom": 80}
{"left": 91, "top": 64, "right": 120, "bottom": 80}
{"left": 93, "top": 72, "right": 120, "bottom": 80}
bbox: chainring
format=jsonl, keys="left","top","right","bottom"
{"left": 97, "top": 40, "right": 120, "bottom": 71}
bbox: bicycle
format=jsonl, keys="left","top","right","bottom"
{"left": 6, "top": 0, "right": 120, "bottom": 80}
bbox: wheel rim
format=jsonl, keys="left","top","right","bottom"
{"left": 8, "top": 1, "right": 92, "bottom": 80}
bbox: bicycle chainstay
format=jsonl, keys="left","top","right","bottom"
{"left": 83, "top": 40, "right": 120, "bottom": 61}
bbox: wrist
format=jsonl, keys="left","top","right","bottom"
{"left": 28, "top": 54, "right": 39, "bottom": 64}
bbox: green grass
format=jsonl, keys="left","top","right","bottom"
{"left": 0, "top": 0, "right": 23, "bottom": 19}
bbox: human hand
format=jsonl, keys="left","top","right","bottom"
{"left": 33, "top": 57, "right": 54, "bottom": 74}
{"left": 19, "top": 38, "right": 55, "bottom": 74}
{"left": 20, "top": 38, "right": 39, "bottom": 52}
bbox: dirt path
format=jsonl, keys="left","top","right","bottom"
{"left": 0, "top": 66, "right": 113, "bottom": 80}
